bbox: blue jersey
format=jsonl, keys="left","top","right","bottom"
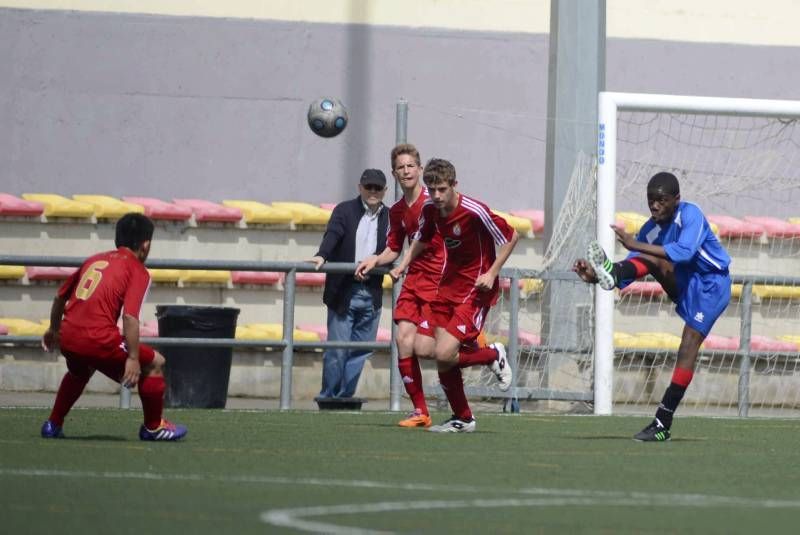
{"left": 624, "top": 201, "right": 731, "bottom": 336}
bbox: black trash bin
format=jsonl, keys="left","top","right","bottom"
{"left": 156, "top": 305, "right": 240, "bottom": 408}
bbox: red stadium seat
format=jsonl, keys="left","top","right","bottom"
{"left": 231, "top": 271, "right": 282, "bottom": 285}
{"left": 0, "top": 193, "right": 45, "bottom": 216}
{"left": 742, "top": 216, "right": 800, "bottom": 238}
{"left": 702, "top": 334, "right": 739, "bottom": 350}
{"left": 620, "top": 281, "right": 665, "bottom": 298}
{"left": 0, "top": 324, "right": 8, "bottom": 335}
{"left": 284, "top": 272, "right": 326, "bottom": 287}
{"left": 296, "top": 323, "right": 328, "bottom": 340}
{"left": 26, "top": 266, "right": 78, "bottom": 281}
{"left": 122, "top": 197, "right": 193, "bottom": 221}
{"left": 706, "top": 215, "right": 765, "bottom": 239}
{"left": 139, "top": 320, "right": 159, "bottom": 338}
{"left": 319, "top": 203, "right": 337, "bottom": 211}
{"left": 739, "top": 335, "right": 799, "bottom": 352}
{"left": 509, "top": 209, "right": 545, "bottom": 234}
{"left": 376, "top": 327, "right": 392, "bottom": 342}
{"left": 173, "top": 199, "right": 243, "bottom": 223}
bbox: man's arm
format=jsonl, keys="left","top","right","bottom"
{"left": 389, "top": 239, "right": 427, "bottom": 281}
{"left": 307, "top": 205, "right": 347, "bottom": 270}
{"left": 474, "top": 231, "right": 519, "bottom": 291}
{"left": 355, "top": 246, "right": 400, "bottom": 280}
{"left": 120, "top": 314, "right": 142, "bottom": 388}
{"left": 42, "top": 295, "right": 68, "bottom": 352}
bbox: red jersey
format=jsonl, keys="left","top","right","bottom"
{"left": 386, "top": 188, "right": 445, "bottom": 280}
{"left": 415, "top": 193, "right": 514, "bottom": 306}
{"left": 58, "top": 247, "right": 152, "bottom": 349}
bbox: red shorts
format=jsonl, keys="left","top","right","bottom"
{"left": 60, "top": 334, "right": 156, "bottom": 383}
{"left": 394, "top": 288, "right": 433, "bottom": 326}
{"left": 418, "top": 300, "right": 490, "bottom": 344}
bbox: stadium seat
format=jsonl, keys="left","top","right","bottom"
{"left": 26, "top": 266, "right": 77, "bottom": 281}
{"left": 178, "top": 270, "right": 231, "bottom": 284}
{"left": 0, "top": 317, "right": 48, "bottom": 336}
{"left": 510, "top": 209, "right": 545, "bottom": 234}
{"left": 295, "top": 323, "right": 328, "bottom": 340}
{"left": 737, "top": 335, "right": 799, "bottom": 352}
{"left": 236, "top": 323, "right": 320, "bottom": 342}
{"left": 376, "top": 327, "right": 392, "bottom": 342}
{"left": 620, "top": 332, "right": 682, "bottom": 350}
{"left": 493, "top": 210, "right": 533, "bottom": 236}
{"left": 619, "top": 281, "right": 665, "bottom": 297}
{"left": 382, "top": 274, "right": 393, "bottom": 290}
{"left": 230, "top": 271, "right": 282, "bottom": 285}
{"left": 148, "top": 269, "right": 182, "bottom": 283}
{"left": 731, "top": 284, "right": 800, "bottom": 300}
{"left": 0, "top": 193, "right": 44, "bottom": 216}
{"left": 221, "top": 200, "right": 294, "bottom": 225}
{"left": 742, "top": 216, "right": 800, "bottom": 238}
{"left": 139, "top": 320, "right": 159, "bottom": 338}
{"left": 22, "top": 193, "right": 94, "bottom": 218}
{"left": 286, "top": 272, "right": 326, "bottom": 287}
{"left": 319, "top": 203, "right": 337, "bottom": 211}
{"left": 706, "top": 214, "right": 765, "bottom": 239}
{"left": 72, "top": 195, "right": 145, "bottom": 219}
{"left": 122, "top": 197, "right": 193, "bottom": 221}
{"left": 521, "top": 278, "right": 543, "bottom": 296}
{"left": 173, "top": 199, "right": 243, "bottom": 223}
{"left": 271, "top": 202, "right": 331, "bottom": 225}
{"left": 702, "top": 334, "right": 739, "bottom": 350}
{"left": 615, "top": 212, "right": 649, "bottom": 234}
{"left": 484, "top": 329, "right": 541, "bottom": 347}
{"left": 778, "top": 335, "right": 800, "bottom": 350}
{"left": 0, "top": 266, "right": 26, "bottom": 280}
{"left": 0, "top": 324, "right": 7, "bottom": 335}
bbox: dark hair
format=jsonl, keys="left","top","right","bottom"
{"left": 647, "top": 172, "right": 680, "bottom": 196}
{"left": 115, "top": 213, "right": 154, "bottom": 250}
{"left": 423, "top": 158, "right": 456, "bottom": 186}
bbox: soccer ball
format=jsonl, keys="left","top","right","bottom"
{"left": 307, "top": 98, "right": 348, "bottom": 138}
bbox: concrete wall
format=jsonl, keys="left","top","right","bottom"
{"left": 3, "top": 2, "right": 800, "bottom": 212}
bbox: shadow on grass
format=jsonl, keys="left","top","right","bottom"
{"left": 65, "top": 435, "right": 127, "bottom": 442}
{"left": 567, "top": 435, "right": 707, "bottom": 442}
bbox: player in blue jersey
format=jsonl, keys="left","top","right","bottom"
{"left": 573, "top": 171, "right": 731, "bottom": 442}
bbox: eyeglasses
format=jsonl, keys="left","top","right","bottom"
{"left": 361, "top": 184, "right": 385, "bottom": 192}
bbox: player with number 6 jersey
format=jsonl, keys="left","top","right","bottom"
{"left": 40, "top": 213, "right": 187, "bottom": 441}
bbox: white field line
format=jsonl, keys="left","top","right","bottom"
{"left": 3, "top": 468, "right": 800, "bottom": 534}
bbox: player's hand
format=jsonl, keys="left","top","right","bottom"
{"left": 474, "top": 272, "right": 494, "bottom": 292}
{"left": 388, "top": 265, "right": 405, "bottom": 282}
{"left": 41, "top": 328, "right": 59, "bottom": 352}
{"left": 308, "top": 256, "right": 325, "bottom": 271}
{"left": 355, "top": 256, "right": 377, "bottom": 281}
{"left": 611, "top": 224, "right": 636, "bottom": 251}
{"left": 572, "top": 258, "right": 599, "bottom": 284}
{"left": 121, "top": 358, "right": 141, "bottom": 389}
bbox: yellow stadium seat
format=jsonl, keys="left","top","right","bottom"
{"left": 633, "top": 332, "right": 682, "bottom": 350}
{"left": 494, "top": 209, "right": 533, "bottom": 236}
{"left": 789, "top": 217, "right": 800, "bottom": 225}
{"left": 272, "top": 202, "right": 331, "bottom": 225}
{"left": 179, "top": 270, "right": 231, "bottom": 284}
{"left": 521, "top": 278, "right": 544, "bottom": 295}
{"left": 22, "top": 193, "right": 94, "bottom": 218}
{"left": 615, "top": 212, "right": 648, "bottom": 234}
{"left": 72, "top": 195, "right": 145, "bottom": 218}
{"left": 236, "top": 323, "right": 321, "bottom": 342}
{"left": 0, "top": 317, "right": 48, "bottom": 336}
{"left": 732, "top": 284, "right": 800, "bottom": 300}
{"left": 148, "top": 269, "right": 182, "bottom": 283}
{"left": 0, "top": 266, "right": 26, "bottom": 280}
{"left": 222, "top": 200, "right": 294, "bottom": 225}
{"left": 778, "top": 335, "right": 800, "bottom": 350}
{"left": 382, "top": 274, "right": 394, "bottom": 290}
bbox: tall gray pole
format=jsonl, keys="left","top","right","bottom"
{"left": 542, "top": 0, "right": 605, "bottom": 401}
{"left": 389, "top": 99, "right": 408, "bottom": 411}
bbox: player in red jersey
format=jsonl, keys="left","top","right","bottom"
{"left": 356, "top": 143, "right": 444, "bottom": 428}
{"left": 392, "top": 158, "right": 519, "bottom": 433}
{"left": 40, "top": 213, "right": 187, "bottom": 441}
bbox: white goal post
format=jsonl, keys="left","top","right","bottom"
{"left": 595, "top": 92, "right": 800, "bottom": 415}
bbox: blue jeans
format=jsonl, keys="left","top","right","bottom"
{"left": 319, "top": 285, "right": 381, "bottom": 398}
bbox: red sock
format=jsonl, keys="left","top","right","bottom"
{"left": 629, "top": 257, "right": 650, "bottom": 278}
{"left": 438, "top": 367, "right": 473, "bottom": 420}
{"left": 138, "top": 375, "right": 165, "bottom": 430}
{"left": 671, "top": 367, "right": 694, "bottom": 388}
{"left": 49, "top": 372, "right": 90, "bottom": 426}
{"left": 399, "top": 356, "right": 428, "bottom": 415}
{"left": 458, "top": 346, "right": 498, "bottom": 368}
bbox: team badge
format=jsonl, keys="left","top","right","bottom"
{"left": 452, "top": 223, "right": 461, "bottom": 236}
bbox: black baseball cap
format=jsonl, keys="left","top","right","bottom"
{"left": 360, "top": 169, "right": 386, "bottom": 188}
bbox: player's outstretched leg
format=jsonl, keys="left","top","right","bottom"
{"left": 489, "top": 342, "right": 512, "bottom": 392}
{"left": 586, "top": 241, "right": 616, "bottom": 291}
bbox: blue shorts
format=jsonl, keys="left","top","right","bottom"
{"left": 674, "top": 271, "right": 731, "bottom": 337}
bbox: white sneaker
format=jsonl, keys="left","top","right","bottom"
{"left": 489, "top": 342, "right": 513, "bottom": 392}
{"left": 586, "top": 241, "right": 616, "bottom": 291}
{"left": 428, "top": 415, "right": 476, "bottom": 433}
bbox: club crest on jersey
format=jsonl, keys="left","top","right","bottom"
{"left": 452, "top": 223, "right": 461, "bottom": 236}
